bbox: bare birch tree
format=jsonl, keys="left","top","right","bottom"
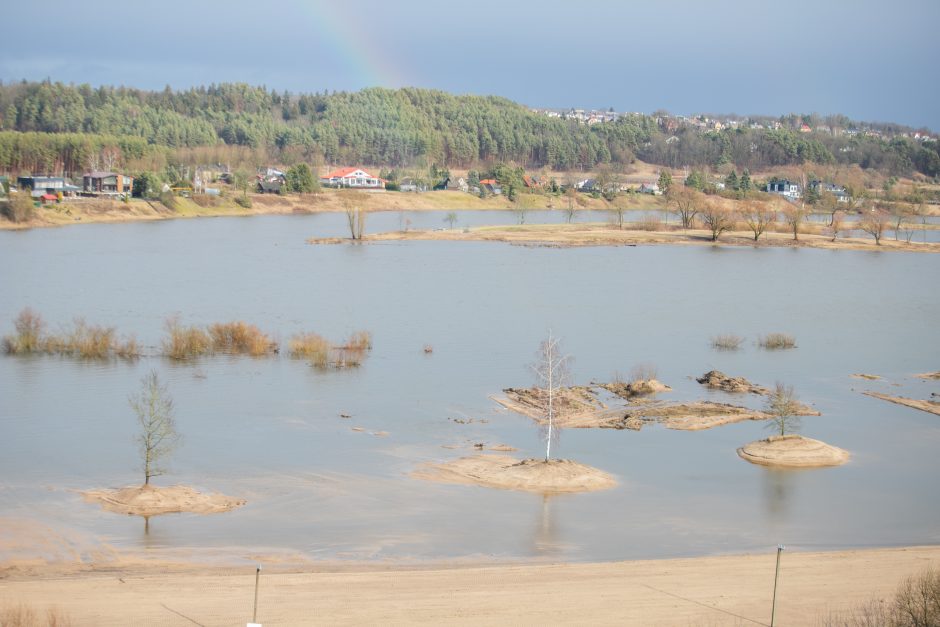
{"left": 341, "top": 191, "right": 367, "bottom": 240}
{"left": 765, "top": 382, "right": 801, "bottom": 437}
{"left": 532, "top": 332, "right": 571, "bottom": 462}
{"left": 130, "top": 370, "right": 181, "bottom": 486}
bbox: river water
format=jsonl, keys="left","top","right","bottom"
{"left": 1, "top": 210, "right": 938, "bottom": 564}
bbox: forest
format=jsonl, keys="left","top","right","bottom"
{"left": 0, "top": 80, "right": 937, "bottom": 179}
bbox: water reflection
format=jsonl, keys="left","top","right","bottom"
{"left": 761, "top": 469, "right": 794, "bottom": 521}
{"left": 532, "top": 493, "right": 561, "bottom": 556}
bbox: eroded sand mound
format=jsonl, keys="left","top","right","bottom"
{"left": 82, "top": 485, "right": 246, "bottom": 516}
{"left": 600, "top": 378, "right": 672, "bottom": 399}
{"left": 412, "top": 455, "right": 616, "bottom": 493}
{"left": 737, "top": 435, "right": 849, "bottom": 468}
{"left": 696, "top": 370, "right": 769, "bottom": 395}
{"left": 916, "top": 371, "right": 940, "bottom": 380}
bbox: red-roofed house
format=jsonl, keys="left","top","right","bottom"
{"left": 320, "top": 167, "right": 385, "bottom": 189}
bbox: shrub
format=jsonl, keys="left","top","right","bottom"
{"left": 64, "top": 319, "right": 116, "bottom": 359}
{"left": 344, "top": 330, "right": 373, "bottom": 351}
{"left": 208, "top": 321, "right": 275, "bottom": 356}
{"left": 759, "top": 333, "right": 797, "bottom": 350}
{"left": 3, "top": 308, "right": 45, "bottom": 354}
{"left": 0, "top": 602, "right": 72, "bottom": 626}
{"left": 162, "top": 317, "right": 211, "bottom": 360}
{"left": 629, "top": 363, "right": 658, "bottom": 383}
{"left": 288, "top": 332, "right": 331, "bottom": 368}
{"left": 819, "top": 566, "right": 940, "bottom": 627}
{"left": 158, "top": 190, "right": 179, "bottom": 212}
{"left": 234, "top": 195, "right": 252, "bottom": 209}
{"left": 634, "top": 215, "right": 663, "bottom": 231}
{"left": 115, "top": 335, "right": 141, "bottom": 359}
{"left": 711, "top": 334, "right": 744, "bottom": 350}
{"left": 2, "top": 192, "right": 36, "bottom": 223}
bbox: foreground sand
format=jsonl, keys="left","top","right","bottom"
{"left": 412, "top": 454, "right": 617, "bottom": 493}
{"left": 2, "top": 546, "right": 938, "bottom": 625}
{"left": 81, "top": 485, "right": 246, "bottom": 516}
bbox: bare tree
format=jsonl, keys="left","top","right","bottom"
{"left": 609, "top": 195, "right": 628, "bottom": 229}
{"left": 563, "top": 188, "right": 577, "bottom": 223}
{"left": 739, "top": 199, "right": 776, "bottom": 241}
{"left": 699, "top": 199, "right": 734, "bottom": 241}
{"left": 130, "top": 370, "right": 181, "bottom": 486}
{"left": 444, "top": 211, "right": 458, "bottom": 229}
{"left": 532, "top": 332, "right": 571, "bottom": 462}
{"left": 765, "top": 382, "right": 801, "bottom": 436}
{"left": 859, "top": 207, "right": 891, "bottom": 245}
{"left": 341, "top": 191, "right": 367, "bottom": 240}
{"left": 781, "top": 202, "right": 809, "bottom": 241}
{"left": 666, "top": 185, "right": 701, "bottom": 228}
{"left": 828, "top": 210, "right": 846, "bottom": 241}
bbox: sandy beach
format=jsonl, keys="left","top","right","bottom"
{"left": 2, "top": 546, "right": 938, "bottom": 625}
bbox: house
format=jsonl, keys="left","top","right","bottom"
{"left": 638, "top": 182, "right": 661, "bottom": 195}
{"left": 444, "top": 177, "right": 468, "bottom": 193}
{"left": 479, "top": 178, "right": 502, "bottom": 195}
{"left": 257, "top": 177, "right": 283, "bottom": 194}
{"left": 810, "top": 180, "right": 850, "bottom": 203}
{"left": 17, "top": 176, "right": 80, "bottom": 198}
{"left": 766, "top": 179, "right": 802, "bottom": 200}
{"left": 398, "top": 177, "right": 428, "bottom": 193}
{"left": 83, "top": 171, "right": 134, "bottom": 196}
{"left": 522, "top": 175, "right": 542, "bottom": 189}
{"left": 576, "top": 179, "right": 597, "bottom": 192}
{"left": 320, "top": 167, "right": 385, "bottom": 190}
{"left": 799, "top": 123, "right": 812, "bottom": 133}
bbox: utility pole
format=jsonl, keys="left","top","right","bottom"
{"left": 770, "top": 545, "right": 785, "bottom": 627}
{"left": 248, "top": 564, "right": 262, "bottom": 627}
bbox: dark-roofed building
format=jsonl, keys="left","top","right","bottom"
{"left": 83, "top": 172, "right": 134, "bottom": 196}
{"left": 17, "top": 176, "right": 80, "bottom": 198}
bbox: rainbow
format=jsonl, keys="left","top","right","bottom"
{"left": 292, "top": 0, "right": 408, "bottom": 88}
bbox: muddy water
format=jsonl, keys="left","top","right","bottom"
{"left": 1, "top": 212, "right": 938, "bottom": 563}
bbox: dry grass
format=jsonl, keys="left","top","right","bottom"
{"left": 629, "top": 363, "right": 658, "bottom": 383}
{"left": 289, "top": 329, "right": 373, "bottom": 368}
{"left": 0, "top": 603, "right": 71, "bottom": 626}
{"left": 162, "top": 317, "right": 211, "bottom": 360}
{"left": 631, "top": 215, "right": 664, "bottom": 231}
{"left": 208, "top": 321, "right": 276, "bottom": 356}
{"left": 288, "top": 332, "right": 332, "bottom": 367}
{"left": 3, "top": 309, "right": 138, "bottom": 359}
{"left": 2, "top": 307, "right": 45, "bottom": 354}
{"left": 760, "top": 333, "right": 797, "bottom": 350}
{"left": 711, "top": 334, "right": 744, "bottom": 351}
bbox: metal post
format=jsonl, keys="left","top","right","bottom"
{"left": 252, "top": 565, "right": 262, "bottom": 623}
{"left": 771, "top": 545, "right": 785, "bottom": 627}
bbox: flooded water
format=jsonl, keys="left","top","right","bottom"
{"left": 1, "top": 211, "right": 939, "bottom": 564}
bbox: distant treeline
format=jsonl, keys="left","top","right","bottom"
{"left": 0, "top": 80, "right": 937, "bottom": 178}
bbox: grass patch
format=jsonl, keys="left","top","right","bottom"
{"left": 3, "top": 309, "right": 138, "bottom": 359}
{"left": 711, "top": 334, "right": 744, "bottom": 351}
{"left": 162, "top": 317, "right": 211, "bottom": 360}
{"left": 208, "top": 321, "right": 276, "bottom": 356}
{"left": 289, "top": 329, "right": 373, "bottom": 368}
{"left": 759, "top": 333, "right": 796, "bottom": 350}
{"left": 0, "top": 603, "right": 72, "bottom": 626}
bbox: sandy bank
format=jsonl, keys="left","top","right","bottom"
{"left": 2, "top": 547, "right": 938, "bottom": 626}
{"left": 864, "top": 391, "right": 940, "bottom": 416}
{"left": 737, "top": 434, "right": 850, "bottom": 467}
{"left": 340, "top": 222, "right": 940, "bottom": 253}
{"left": 696, "top": 370, "right": 769, "bottom": 394}
{"left": 916, "top": 371, "right": 940, "bottom": 380}
{"left": 82, "top": 485, "right": 246, "bottom": 517}
{"left": 412, "top": 454, "right": 616, "bottom": 493}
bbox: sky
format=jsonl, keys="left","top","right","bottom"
{"left": 2, "top": 0, "right": 938, "bottom": 130}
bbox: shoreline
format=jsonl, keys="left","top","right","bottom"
{"left": 3, "top": 545, "right": 938, "bottom": 625}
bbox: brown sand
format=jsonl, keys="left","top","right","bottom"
{"left": 737, "top": 434, "right": 850, "bottom": 467}
{"left": 2, "top": 547, "right": 938, "bottom": 626}
{"left": 81, "top": 485, "right": 245, "bottom": 517}
{"left": 916, "top": 371, "right": 940, "bottom": 379}
{"left": 412, "top": 455, "right": 616, "bottom": 493}
{"left": 864, "top": 391, "right": 940, "bottom": 416}
{"left": 851, "top": 373, "right": 883, "bottom": 380}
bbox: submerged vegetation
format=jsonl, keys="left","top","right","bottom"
{"left": 759, "top": 333, "right": 797, "bottom": 350}
{"left": 2, "top": 308, "right": 139, "bottom": 359}
{"left": 711, "top": 334, "right": 744, "bottom": 351}
{"left": 3, "top": 309, "right": 370, "bottom": 367}
{"left": 289, "top": 330, "right": 373, "bottom": 368}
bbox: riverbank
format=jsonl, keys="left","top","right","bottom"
{"left": 351, "top": 222, "right": 940, "bottom": 253}
{"left": 2, "top": 546, "right": 937, "bottom": 625}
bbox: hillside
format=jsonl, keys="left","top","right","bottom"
{"left": 0, "top": 81, "right": 937, "bottom": 180}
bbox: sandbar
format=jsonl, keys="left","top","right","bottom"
{"left": 864, "top": 391, "right": 940, "bottom": 416}
{"left": 81, "top": 485, "right": 246, "bottom": 517}
{"left": 412, "top": 454, "right": 616, "bottom": 493}
{"left": 737, "top": 434, "right": 850, "bottom": 467}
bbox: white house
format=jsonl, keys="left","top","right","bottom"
{"left": 766, "top": 179, "right": 802, "bottom": 200}
{"left": 320, "top": 167, "right": 385, "bottom": 189}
